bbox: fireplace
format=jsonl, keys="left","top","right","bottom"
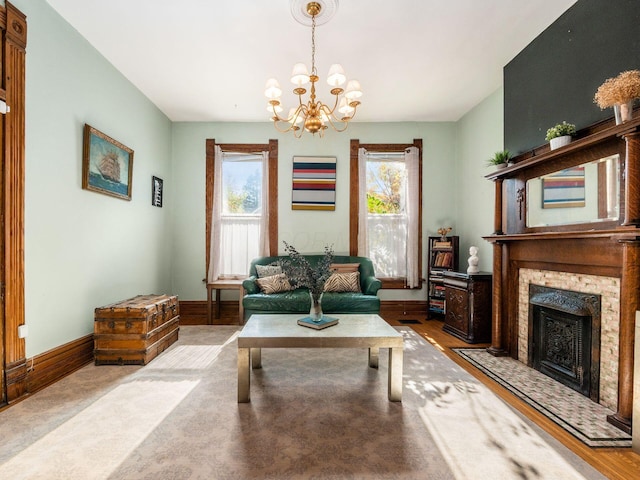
{"left": 528, "top": 285, "right": 601, "bottom": 402}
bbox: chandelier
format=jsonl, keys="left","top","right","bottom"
{"left": 264, "top": 0, "right": 362, "bottom": 138}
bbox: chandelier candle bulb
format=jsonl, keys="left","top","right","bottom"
{"left": 345, "top": 80, "right": 363, "bottom": 100}
{"left": 327, "top": 63, "right": 346, "bottom": 86}
{"left": 264, "top": 78, "right": 282, "bottom": 100}
{"left": 290, "top": 63, "right": 310, "bottom": 86}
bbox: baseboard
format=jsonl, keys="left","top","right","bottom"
{"left": 178, "top": 299, "right": 428, "bottom": 325}
{"left": 26, "top": 334, "right": 94, "bottom": 395}
{"left": 179, "top": 300, "right": 208, "bottom": 325}
{"left": 380, "top": 300, "right": 429, "bottom": 318}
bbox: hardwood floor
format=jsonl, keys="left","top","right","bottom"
{"left": 188, "top": 302, "right": 640, "bottom": 479}
{"left": 384, "top": 313, "right": 640, "bottom": 480}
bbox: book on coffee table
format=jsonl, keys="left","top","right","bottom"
{"left": 297, "top": 316, "right": 339, "bottom": 330}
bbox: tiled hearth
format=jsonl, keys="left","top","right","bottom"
{"left": 518, "top": 268, "right": 620, "bottom": 410}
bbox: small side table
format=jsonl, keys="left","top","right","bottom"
{"left": 207, "top": 279, "right": 246, "bottom": 325}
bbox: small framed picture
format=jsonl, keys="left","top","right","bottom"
{"left": 152, "top": 176, "right": 163, "bottom": 207}
{"left": 82, "top": 124, "right": 134, "bottom": 201}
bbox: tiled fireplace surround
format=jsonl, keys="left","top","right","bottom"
{"left": 518, "top": 268, "right": 620, "bottom": 410}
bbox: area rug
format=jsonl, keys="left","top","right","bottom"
{"left": 0, "top": 326, "right": 605, "bottom": 479}
{"left": 453, "top": 348, "right": 631, "bottom": 448}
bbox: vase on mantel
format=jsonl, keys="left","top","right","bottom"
{"left": 309, "top": 291, "right": 323, "bottom": 322}
{"left": 614, "top": 100, "right": 634, "bottom": 125}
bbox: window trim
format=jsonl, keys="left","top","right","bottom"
{"left": 205, "top": 140, "right": 278, "bottom": 279}
{"left": 349, "top": 139, "right": 423, "bottom": 289}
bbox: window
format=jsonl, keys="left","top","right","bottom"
{"left": 365, "top": 153, "right": 408, "bottom": 278}
{"left": 206, "top": 140, "right": 278, "bottom": 281}
{"left": 219, "top": 152, "right": 263, "bottom": 276}
{"left": 350, "top": 139, "right": 422, "bottom": 289}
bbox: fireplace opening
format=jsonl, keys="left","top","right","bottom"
{"left": 528, "top": 285, "right": 601, "bottom": 402}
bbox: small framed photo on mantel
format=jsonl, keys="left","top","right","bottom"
{"left": 152, "top": 176, "right": 163, "bottom": 207}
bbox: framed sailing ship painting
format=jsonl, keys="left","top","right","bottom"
{"left": 82, "top": 124, "right": 134, "bottom": 200}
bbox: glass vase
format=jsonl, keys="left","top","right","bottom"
{"left": 309, "top": 291, "right": 323, "bottom": 322}
{"left": 614, "top": 100, "right": 634, "bottom": 125}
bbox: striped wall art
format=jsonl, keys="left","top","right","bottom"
{"left": 292, "top": 156, "right": 336, "bottom": 210}
{"left": 542, "top": 166, "right": 585, "bottom": 209}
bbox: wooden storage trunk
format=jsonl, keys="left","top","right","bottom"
{"left": 94, "top": 294, "right": 180, "bottom": 365}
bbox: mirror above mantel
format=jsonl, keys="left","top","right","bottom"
{"left": 526, "top": 154, "right": 620, "bottom": 228}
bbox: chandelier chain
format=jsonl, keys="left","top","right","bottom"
{"left": 311, "top": 12, "right": 316, "bottom": 76}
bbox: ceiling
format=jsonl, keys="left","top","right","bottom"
{"left": 44, "top": 0, "right": 578, "bottom": 123}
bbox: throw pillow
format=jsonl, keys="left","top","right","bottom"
{"left": 330, "top": 263, "right": 360, "bottom": 274}
{"left": 256, "top": 264, "right": 282, "bottom": 278}
{"left": 324, "top": 271, "right": 361, "bottom": 293}
{"left": 255, "top": 273, "right": 292, "bottom": 294}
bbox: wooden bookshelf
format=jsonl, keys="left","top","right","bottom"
{"left": 426, "top": 236, "right": 458, "bottom": 318}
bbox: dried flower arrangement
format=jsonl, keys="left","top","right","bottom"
{"left": 437, "top": 227, "right": 452, "bottom": 238}
{"left": 594, "top": 70, "right": 640, "bottom": 108}
{"left": 279, "top": 241, "right": 334, "bottom": 298}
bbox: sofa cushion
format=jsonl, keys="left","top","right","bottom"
{"left": 324, "top": 272, "right": 361, "bottom": 293}
{"left": 243, "top": 290, "right": 380, "bottom": 315}
{"left": 255, "top": 264, "right": 282, "bottom": 278}
{"left": 255, "top": 273, "right": 292, "bottom": 294}
{"left": 330, "top": 263, "right": 360, "bottom": 273}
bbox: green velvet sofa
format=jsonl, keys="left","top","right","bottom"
{"left": 242, "top": 255, "right": 381, "bottom": 322}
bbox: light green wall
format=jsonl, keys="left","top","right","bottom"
{"left": 455, "top": 88, "right": 504, "bottom": 272}
{"left": 170, "top": 121, "right": 458, "bottom": 303}
{"left": 17, "top": 0, "right": 172, "bottom": 356}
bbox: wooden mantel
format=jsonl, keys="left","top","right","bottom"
{"left": 484, "top": 114, "right": 640, "bottom": 434}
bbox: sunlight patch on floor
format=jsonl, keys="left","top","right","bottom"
{"left": 146, "top": 331, "right": 240, "bottom": 370}
{"left": 145, "top": 345, "right": 223, "bottom": 369}
{"left": 418, "top": 380, "right": 587, "bottom": 480}
{"left": 0, "top": 379, "right": 199, "bottom": 480}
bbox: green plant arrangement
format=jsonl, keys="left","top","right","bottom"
{"left": 280, "top": 241, "right": 334, "bottom": 321}
{"left": 280, "top": 241, "right": 334, "bottom": 294}
{"left": 486, "top": 149, "right": 511, "bottom": 167}
{"left": 545, "top": 121, "right": 576, "bottom": 141}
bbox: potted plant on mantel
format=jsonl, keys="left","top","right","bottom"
{"left": 594, "top": 69, "right": 640, "bottom": 125}
{"left": 486, "top": 149, "right": 511, "bottom": 169}
{"left": 545, "top": 121, "right": 576, "bottom": 150}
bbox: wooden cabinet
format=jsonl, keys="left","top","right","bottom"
{"left": 427, "top": 236, "right": 459, "bottom": 317}
{"left": 442, "top": 271, "right": 492, "bottom": 343}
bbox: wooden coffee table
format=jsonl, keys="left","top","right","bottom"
{"left": 237, "top": 314, "right": 403, "bottom": 402}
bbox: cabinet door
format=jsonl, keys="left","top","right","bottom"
{"left": 445, "top": 286, "right": 469, "bottom": 336}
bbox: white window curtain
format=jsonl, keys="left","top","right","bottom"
{"left": 258, "top": 151, "right": 270, "bottom": 256}
{"left": 208, "top": 146, "right": 224, "bottom": 283}
{"left": 357, "top": 147, "right": 369, "bottom": 256}
{"left": 208, "top": 148, "right": 269, "bottom": 282}
{"left": 405, "top": 146, "right": 420, "bottom": 287}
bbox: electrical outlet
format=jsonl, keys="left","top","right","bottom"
{"left": 17, "top": 324, "right": 28, "bottom": 338}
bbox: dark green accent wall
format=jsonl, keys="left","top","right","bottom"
{"left": 504, "top": 0, "right": 640, "bottom": 155}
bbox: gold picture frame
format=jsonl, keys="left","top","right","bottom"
{"left": 82, "top": 124, "right": 134, "bottom": 200}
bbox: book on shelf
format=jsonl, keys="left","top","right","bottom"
{"left": 432, "top": 251, "right": 453, "bottom": 268}
{"left": 433, "top": 242, "right": 452, "bottom": 248}
{"left": 430, "top": 298, "right": 445, "bottom": 308}
{"left": 297, "top": 316, "right": 339, "bottom": 330}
